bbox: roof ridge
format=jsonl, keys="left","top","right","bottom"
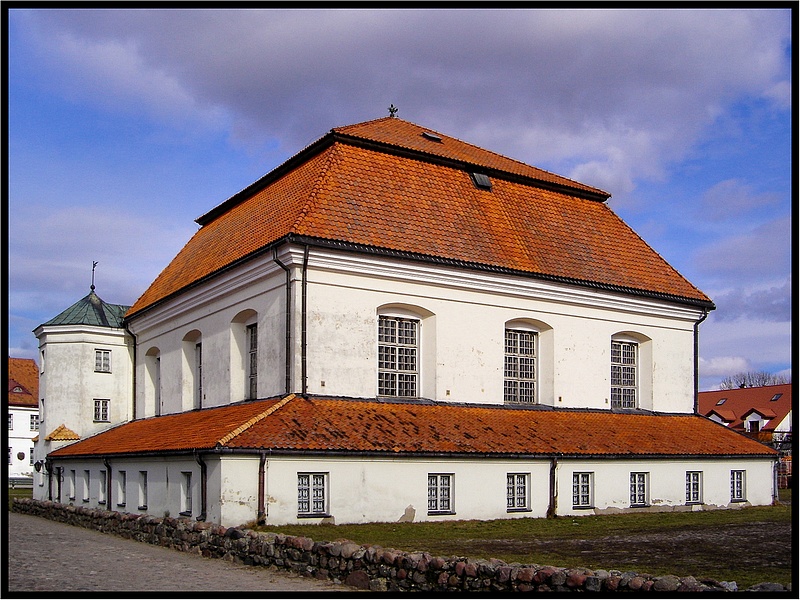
{"left": 216, "top": 394, "right": 296, "bottom": 446}
{"left": 289, "top": 145, "right": 341, "bottom": 233}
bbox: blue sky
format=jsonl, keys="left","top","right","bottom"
{"left": 6, "top": 8, "right": 794, "bottom": 391}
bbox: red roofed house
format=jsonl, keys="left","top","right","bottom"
{"left": 34, "top": 117, "right": 776, "bottom": 526}
{"left": 8, "top": 357, "right": 40, "bottom": 484}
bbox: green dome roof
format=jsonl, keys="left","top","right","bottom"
{"left": 41, "top": 288, "right": 130, "bottom": 328}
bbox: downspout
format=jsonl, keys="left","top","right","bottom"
{"left": 693, "top": 308, "right": 709, "bottom": 413}
{"left": 45, "top": 459, "right": 53, "bottom": 501}
{"left": 125, "top": 323, "right": 138, "bottom": 421}
{"left": 102, "top": 458, "right": 112, "bottom": 508}
{"left": 272, "top": 248, "right": 292, "bottom": 395}
{"left": 257, "top": 451, "right": 267, "bottom": 525}
{"left": 194, "top": 451, "right": 207, "bottom": 521}
{"left": 55, "top": 466, "right": 63, "bottom": 503}
{"left": 301, "top": 245, "right": 309, "bottom": 397}
{"left": 547, "top": 456, "right": 559, "bottom": 518}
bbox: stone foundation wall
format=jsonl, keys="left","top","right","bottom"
{"left": 11, "top": 499, "right": 788, "bottom": 593}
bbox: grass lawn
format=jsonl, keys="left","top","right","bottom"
{"left": 253, "top": 503, "right": 793, "bottom": 589}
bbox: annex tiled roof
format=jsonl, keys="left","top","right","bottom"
{"left": 40, "top": 289, "right": 130, "bottom": 329}
{"left": 698, "top": 384, "right": 792, "bottom": 432}
{"left": 8, "top": 357, "right": 39, "bottom": 407}
{"left": 50, "top": 395, "right": 774, "bottom": 459}
{"left": 45, "top": 424, "right": 80, "bottom": 442}
{"left": 126, "top": 117, "right": 711, "bottom": 317}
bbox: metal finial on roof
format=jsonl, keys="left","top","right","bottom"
{"left": 388, "top": 104, "right": 398, "bottom": 118}
{"left": 91, "top": 261, "right": 98, "bottom": 291}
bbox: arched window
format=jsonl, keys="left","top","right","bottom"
{"left": 182, "top": 330, "right": 202, "bottom": 410}
{"left": 377, "top": 304, "right": 434, "bottom": 399}
{"left": 610, "top": 332, "right": 651, "bottom": 410}
{"left": 231, "top": 310, "right": 259, "bottom": 401}
{"left": 503, "top": 319, "right": 552, "bottom": 405}
{"left": 145, "top": 347, "right": 161, "bottom": 416}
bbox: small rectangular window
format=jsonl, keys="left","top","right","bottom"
{"left": 117, "top": 470, "right": 127, "bottom": 507}
{"left": 93, "top": 399, "right": 110, "bottom": 422}
{"left": 507, "top": 473, "right": 531, "bottom": 512}
{"left": 98, "top": 470, "right": 106, "bottom": 504}
{"left": 731, "top": 470, "right": 746, "bottom": 502}
{"left": 181, "top": 471, "right": 193, "bottom": 515}
{"left": 7, "top": 448, "right": 11, "bottom": 464}
{"left": 30, "top": 414, "right": 40, "bottom": 431}
{"left": 298, "top": 472, "right": 328, "bottom": 517}
{"left": 428, "top": 473, "right": 454, "bottom": 514}
{"left": 69, "top": 469, "right": 76, "bottom": 501}
{"left": 686, "top": 471, "right": 702, "bottom": 504}
{"left": 630, "top": 472, "right": 649, "bottom": 506}
{"left": 83, "top": 470, "right": 90, "bottom": 502}
{"left": 8, "top": 415, "right": 12, "bottom": 429}
{"left": 572, "top": 472, "right": 593, "bottom": 508}
{"left": 95, "top": 349, "right": 111, "bottom": 373}
{"left": 30, "top": 448, "right": 35, "bottom": 466}
{"left": 138, "top": 471, "right": 148, "bottom": 509}
{"left": 470, "top": 172, "right": 492, "bottom": 190}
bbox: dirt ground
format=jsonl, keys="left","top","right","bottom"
{"left": 470, "top": 519, "right": 792, "bottom": 579}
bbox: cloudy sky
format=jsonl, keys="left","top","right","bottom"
{"left": 7, "top": 8, "right": 793, "bottom": 391}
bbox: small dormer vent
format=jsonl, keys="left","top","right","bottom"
{"left": 421, "top": 131, "right": 442, "bottom": 142}
{"left": 470, "top": 172, "right": 492, "bottom": 190}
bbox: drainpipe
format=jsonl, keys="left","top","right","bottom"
{"left": 693, "top": 308, "right": 709, "bottom": 413}
{"left": 55, "top": 466, "right": 63, "bottom": 504}
{"left": 125, "top": 323, "right": 138, "bottom": 421}
{"left": 45, "top": 459, "right": 53, "bottom": 501}
{"left": 301, "top": 245, "right": 309, "bottom": 397}
{"left": 194, "top": 451, "right": 207, "bottom": 521}
{"left": 257, "top": 452, "right": 267, "bottom": 525}
{"left": 547, "top": 456, "right": 559, "bottom": 518}
{"left": 102, "top": 458, "right": 112, "bottom": 508}
{"left": 272, "top": 247, "right": 292, "bottom": 395}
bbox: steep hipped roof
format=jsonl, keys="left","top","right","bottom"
{"left": 40, "top": 288, "right": 130, "bottom": 329}
{"left": 698, "top": 384, "right": 792, "bottom": 432}
{"left": 8, "top": 357, "right": 39, "bottom": 407}
{"left": 126, "top": 117, "right": 712, "bottom": 318}
{"left": 50, "top": 395, "right": 774, "bottom": 459}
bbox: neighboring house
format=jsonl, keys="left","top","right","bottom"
{"left": 35, "top": 116, "right": 776, "bottom": 527}
{"left": 8, "top": 357, "right": 40, "bottom": 484}
{"left": 699, "top": 384, "right": 792, "bottom": 487}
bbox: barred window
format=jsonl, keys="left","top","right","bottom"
{"left": 611, "top": 340, "right": 637, "bottom": 409}
{"left": 298, "top": 473, "right": 328, "bottom": 516}
{"left": 630, "top": 472, "right": 648, "bottom": 506}
{"left": 247, "top": 324, "right": 258, "bottom": 400}
{"left": 504, "top": 329, "right": 537, "bottom": 403}
{"left": 428, "top": 473, "right": 454, "bottom": 514}
{"left": 507, "top": 473, "right": 530, "bottom": 511}
{"left": 181, "top": 471, "right": 192, "bottom": 515}
{"left": 686, "top": 471, "right": 702, "bottom": 503}
{"left": 95, "top": 349, "right": 111, "bottom": 373}
{"left": 30, "top": 414, "right": 39, "bottom": 431}
{"left": 572, "top": 472, "right": 593, "bottom": 508}
{"left": 731, "top": 470, "right": 746, "bottom": 502}
{"left": 378, "top": 316, "right": 418, "bottom": 397}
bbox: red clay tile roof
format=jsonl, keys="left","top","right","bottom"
{"left": 44, "top": 424, "right": 80, "bottom": 442}
{"left": 50, "top": 395, "right": 774, "bottom": 459}
{"left": 698, "top": 384, "right": 792, "bottom": 432}
{"left": 8, "top": 357, "right": 39, "bottom": 408}
{"left": 126, "top": 118, "right": 711, "bottom": 318}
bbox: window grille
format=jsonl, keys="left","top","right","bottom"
{"left": 686, "top": 471, "right": 702, "bottom": 503}
{"left": 195, "top": 343, "right": 203, "bottom": 408}
{"left": 504, "top": 329, "right": 537, "bottom": 403}
{"left": 378, "top": 316, "right": 418, "bottom": 397}
{"left": 507, "top": 473, "right": 530, "bottom": 511}
{"left": 731, "top": 470, "right": 746, "bottom": 501}
{"left": 93, "top": 399, "right": 109, "bottom": 422}
{"left": 611, "top": 341, "right": 637, "bottom": 408}
{"left": 630, "top": 472, "right": 648, "bottom": 506}
{"left": 30, "top": 414, "right": 39, "bottom": 431}
{"left": 298, "top": 473, "right": 327, "bottom": 515}
{"left": 572, "top": 472, "right": 592, "bottom": 507}
{"left": 428, "top": 474, "right": 453, "bottom": 513}
{"left": 247, "top": 324, "right": 258, "bottom": 399}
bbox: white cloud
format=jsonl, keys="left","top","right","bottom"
{"left": 698, "top": 179, "right": 781, "bottom": 221}
{"left": 698, "top": 355, "right": 751, "bottom": 378}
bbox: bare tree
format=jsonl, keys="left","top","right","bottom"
{"left": 720, "top": 371, "right": 790, "bottom": 390}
